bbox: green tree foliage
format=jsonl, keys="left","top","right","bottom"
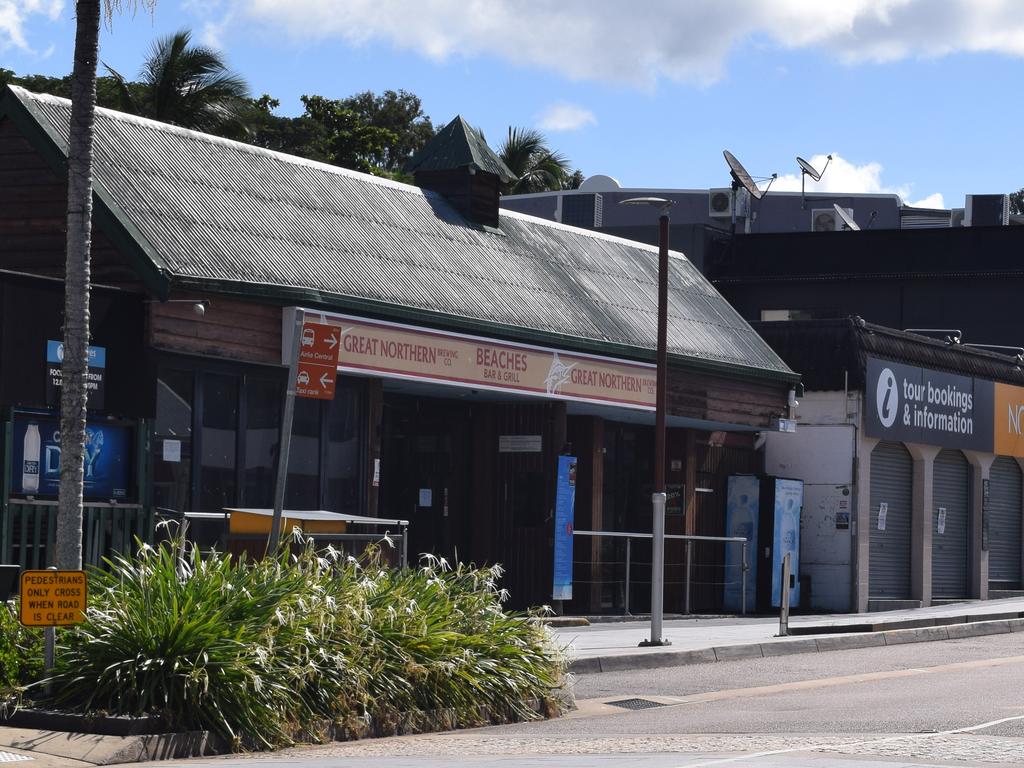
{"left": 246, "top": 91, "right": 435, "bottom": 180}
{"left": 105, "top": 29, "right": 250, "bottom": 136}
{"left": 337, "top": 89, "right": 435, "bottom": 173}
{"left": 298, "top": 95, "right": 398, "bottom": 173}
{"left": 499, "top": 127, "right": 571, "bottom": 194}
{"left": 562, "top": 169, "right": 585, "bottom": 190}
{"left": 0, "top": 67, "right": 126, "bottom": 109}
{"left": 1011, "top": 188, "right": 1024, "bottom": 216}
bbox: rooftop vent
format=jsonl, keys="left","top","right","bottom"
{"left": 404, "top": 116, "right": 517, "bottom": 229}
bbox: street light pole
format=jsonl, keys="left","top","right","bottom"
{"left": 620, "top": 197, "right": 674, "bottom": 647}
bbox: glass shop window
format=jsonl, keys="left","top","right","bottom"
{"left": 153, "top": 369, "right": 193, "bottom": 512}
{"left": 244, "top": 377, "right": 281, "bottom": 508}
{"left": 286, "top": 396, "right": 321, "bottom": 509}
{"left": 324, "top": 381, "right": 361, "bottom": 514}
{"left": 199, "top": 373, "right": 238, "bottom": 512}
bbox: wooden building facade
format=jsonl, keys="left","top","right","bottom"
{"left": 0, "top": 87, "right": 799, "bottom": 611}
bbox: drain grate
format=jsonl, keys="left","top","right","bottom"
{"left": 0, "top": 752, "right": 32, "bottom": 763}
{"left": 606, "top": 697, "right": 666, "bottom": 710}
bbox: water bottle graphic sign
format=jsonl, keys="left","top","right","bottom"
{"left": 22, "top": 423, "right": 40, "bottom": 493}
{"left": 13, "top": 413, "right": 131, "bottom": 499}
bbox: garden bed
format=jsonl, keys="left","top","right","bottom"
{"left": 1, "top": 534, "right": 568, "bottom": 754}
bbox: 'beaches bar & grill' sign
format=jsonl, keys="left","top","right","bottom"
{"left": 285, "top": 309, "right": 657, "bottom": 410}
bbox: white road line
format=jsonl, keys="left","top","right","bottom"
{"left": 679, "top": 713, "right": 1024, "bottom": 767}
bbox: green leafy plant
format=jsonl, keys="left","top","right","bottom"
{"left": 0, "top": 600, "right": 43, "bottom": 711}
{"left": 40, "top": 533, "right": 565, "bottom": 749}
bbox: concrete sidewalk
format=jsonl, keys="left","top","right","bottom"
{"left": 556, "top": 596, "right": 1024, "bottom": 673}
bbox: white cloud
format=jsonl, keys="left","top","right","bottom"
{"left": 536, "top": 102, "right": 595, "bottom": 132}
{"left": 0, "top": 0, "right": 63, "bottom": 53}
{"left": 770, "top": 152, "right": 942, "bottom": 205}
{"left": 229, "top": 0, "right": 1024, "bottom": 87}
{"left": 908, "top": 192, "right": 945, "bottom": 209}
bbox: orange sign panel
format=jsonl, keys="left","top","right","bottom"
{"left": 296, "top": 361, "right": 336, "bottom": 400}
{"left": 19, "top": 570, "right": 87, "bottom": 626}
{"left": 296, "top": 321, "right": 340, "bottom": 400}
{"left": 307, "top": 312, "right": 657, "bottom": 410}
{"left": 994, "top": 383, "right": 1024, "bottom": 457}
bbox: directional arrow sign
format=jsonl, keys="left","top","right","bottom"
{"left": 296, "top": 361, "right": 336, "bottom": 400}
{"left": 298, "top": 322, "right": 342, "bottom": 366}
{"left": 295, "top": 321, "right": 341, "bottom": 400}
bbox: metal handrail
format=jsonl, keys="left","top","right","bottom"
{"left": 574, "top": 530, "right": 748, "bottom": 543}
{"left": 573, "top": 529, "right": 748, "bottom": 616}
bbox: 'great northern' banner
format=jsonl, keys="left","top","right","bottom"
{"left": 287, "top": 310, "right": 657, "bottom": 410}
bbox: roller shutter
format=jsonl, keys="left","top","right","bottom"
{"left": 988, "top": 457, "right": 1022, "bottom": 588}
{"left": 932, "top": 449, "right": 969, "bottom": 598}
{"left": 870, "top": 442, "right": 913, "bottom": 598}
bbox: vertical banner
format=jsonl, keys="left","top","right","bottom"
{"left": 552, "top": 455, "right": 577, "bottom": 601}
{"left": 724, "top": 475, "right": 760, "bottom": 612}
{"left": 771, "top": 478, "right": 803, "bottom": 608}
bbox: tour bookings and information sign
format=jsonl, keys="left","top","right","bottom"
{"left": 287, "top": 309, "right": 657, "bottom": 411}
{"left": 865, "top": 355, "right": 1024, "bottom": 456}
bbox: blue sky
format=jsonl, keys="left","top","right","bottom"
{"left": 3, "top": 1, "right": 1022, "bottom": 208}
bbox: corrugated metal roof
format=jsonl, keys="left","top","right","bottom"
{"left": 404, "top": 115, "right": 516, "bottom": 183}
{"left": 6, "top": 86, "right": 794, "bottom": 379}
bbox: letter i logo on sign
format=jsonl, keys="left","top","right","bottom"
{"left": 876, "top": 368, "right": 898, "bottom": 428}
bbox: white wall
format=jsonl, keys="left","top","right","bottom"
{"left": 766, "top": 391, "right": 858, "bottom": 612}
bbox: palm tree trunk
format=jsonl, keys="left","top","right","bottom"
{"left": 57, "top": 0, "right": 102, "bottom": 571}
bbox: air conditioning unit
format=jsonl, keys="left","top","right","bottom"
{"left": 811, "top": 207, "right": 854, "bottom": 231}
{"left": 950, "top": 208, "right": 965, "bottom": 227}
{"left": 708, "top": 188, "right": 733, "bottom": 218}
{"left": 965, "top": 194, "right": 1009, "bottom": 226}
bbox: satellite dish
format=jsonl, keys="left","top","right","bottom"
{"left": 797, "top": 154, "right": 832, "bottom": 207}
{"left": 723, "top": 150, "right": 765, "bottom": 200}
{"left": 796, "top": 156, "right": 822, "bottom": 182}
{"left": 833, "top": 204, "right": 860, "bottom": 231}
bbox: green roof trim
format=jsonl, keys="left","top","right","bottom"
{"left": 170, "top": 273, "right": 799, "bottom": 385}
{"left": 404, "top": 115, "right": 517, "bottom": 184}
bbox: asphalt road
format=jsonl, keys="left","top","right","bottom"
{"left": 144, "top": 634, "right": 1024, "bottom": 768}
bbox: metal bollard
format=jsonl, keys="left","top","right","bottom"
{"left": 624, "top": 537, "right": 632, "bottom": 616}
{"left": 684, "top": 539, "right": 692, "bottom": 615}
{"left": 741, "top": 541, "right": 748, "bottom": 616}
{"left": 778, "top": 552, "right": 792, "bottom": 637}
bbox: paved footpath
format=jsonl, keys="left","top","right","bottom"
{"left": 556, "top": 596, "right": 1024, "bottom": 672}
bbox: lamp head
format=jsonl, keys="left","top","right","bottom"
{"left": 619, "top": 196, "right": 675, "bottom": 216}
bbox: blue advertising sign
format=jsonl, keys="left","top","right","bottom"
{"left": 12, "top": 411, "right": 132, "bottom": 500}
{"left": 724, "top": 475, "right": 760, "bottom": 612}
{"left": 552, "top": 455, "right": 577, "bottom": 601}
{"left": 46, "top": 340, "right": 107, "bottom": 410}
{"left": 771, "top": 478, "right": 803, "bottom": 608}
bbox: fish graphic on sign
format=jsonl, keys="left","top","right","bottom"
{"left": 544, "top": 352, "right": 576, "bottom": 395}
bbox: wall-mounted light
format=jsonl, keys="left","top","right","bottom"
{"left": 145, "top": 299, "right": 210, "bottom": 317}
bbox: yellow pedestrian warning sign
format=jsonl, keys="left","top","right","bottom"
{"left": 19, "top": 570, "right": 87, "bottom": 626}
